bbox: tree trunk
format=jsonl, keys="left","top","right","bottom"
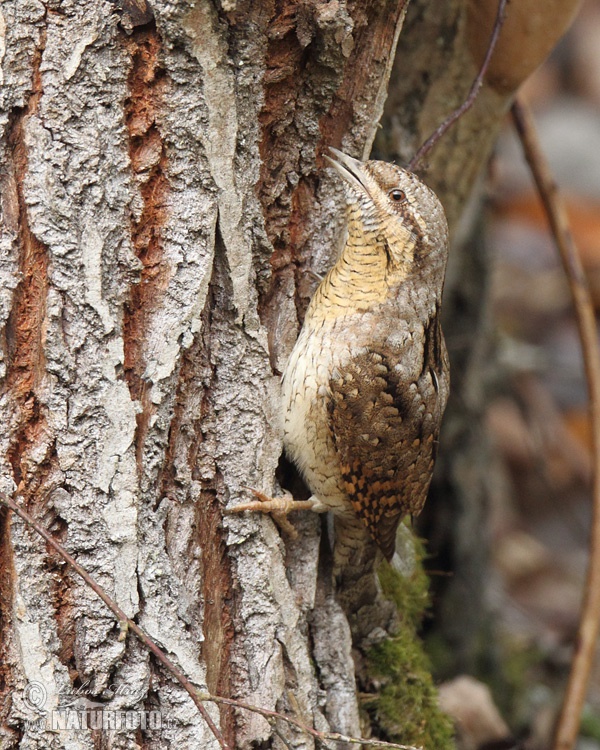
{"left": 0, "top": 2, "right": 409, "bottom": 748}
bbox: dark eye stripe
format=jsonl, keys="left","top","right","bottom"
{"left": 389, "top": 189, "right": 406, "bottom": 202}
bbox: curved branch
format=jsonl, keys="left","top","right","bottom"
{"left": 511, "top": 97, "right": 600, "bottom": 750}
{"left": 408, "top": 0, "right": 508, "bottom": 171}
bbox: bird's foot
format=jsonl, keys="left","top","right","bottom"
{"left": 226, "top": 489, "right": 317, "bottom": 538}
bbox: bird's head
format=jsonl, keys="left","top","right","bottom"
{"left": 325, "top": 148, "right": 448, "bottom": 280}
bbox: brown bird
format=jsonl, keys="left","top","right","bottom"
{"left": 230, "top": 148, "right": 449, "bottom": 563}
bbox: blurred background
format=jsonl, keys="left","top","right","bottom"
{"left": 433, "top": 1, "right": 600, "bottom": 746}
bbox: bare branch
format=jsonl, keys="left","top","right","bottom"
{"left": 408, "top": 0, "right": 509, "bottom": 171}
{"left": 511, "top": 97, "right": 600, "bottom": 750}
{"left": 204, "top": 692, "right": 421, "bottom": 749}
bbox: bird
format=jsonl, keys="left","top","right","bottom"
{"left": 229, "top": 147, "right": 450, "bottom": 564}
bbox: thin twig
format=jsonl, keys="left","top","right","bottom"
{"left": 511, "top": 98, "right": 600, "bottom": 750}
{"left": 204, "top": 692, "right": 419, "bottom": 749}
{"left": 408, "top": 0, "right": 509, "bottom": 171}
{"left": 0, "top": 492, "right": 419, "bottom": 750}
{"left": 0, "top": 493, "right": 229, "bottom": 748}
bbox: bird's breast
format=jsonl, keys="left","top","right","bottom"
{"left": 281, "top": 317, "right": 354, "bottom": 514}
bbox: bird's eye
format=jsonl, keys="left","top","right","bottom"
{"left": 389, "top": 189, "right": 406, "bottom": 202}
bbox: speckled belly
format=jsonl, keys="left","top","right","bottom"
{"left": 281, "top": 321, "right": 353, "bottom": 516}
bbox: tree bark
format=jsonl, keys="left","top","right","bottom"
{"left": 0, "top": 2, "right": 408, "bottom": 748}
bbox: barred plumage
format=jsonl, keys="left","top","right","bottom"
{"left": 230, "top": 148, "right": 449, "bottom": 563}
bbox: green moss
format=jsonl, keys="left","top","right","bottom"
{"left": 365, "top": 540, "right": 455, "bottom": 749}
{"left": 377, "top": 544, "right": 430, "bottom": 630}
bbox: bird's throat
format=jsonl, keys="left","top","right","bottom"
{"left": 307, "top": 239, "right": 400, "bottom": 325}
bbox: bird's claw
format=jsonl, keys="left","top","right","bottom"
{"left": 226, "top": 488, "right": 317, "bottom": 538}
{"left": 227, "top": 488, "right": 295, "bottom": 515}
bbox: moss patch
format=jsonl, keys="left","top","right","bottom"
{"left": 365, "top": 540, "right": 455, "bottom": 749}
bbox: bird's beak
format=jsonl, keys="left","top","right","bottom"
{"left": 324, "top": 147, "right": 369, "bottom": 195}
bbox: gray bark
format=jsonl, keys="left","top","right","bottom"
{"left": 0, "top": 1, "right": 407, "bottom": 748}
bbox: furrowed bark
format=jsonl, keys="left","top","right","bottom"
{"left": 0, "top": 2, "right": 407, "bottom": 748}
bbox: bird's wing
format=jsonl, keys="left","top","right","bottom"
{"left": 327, "top": 315, "right": 448, "bottom": 560}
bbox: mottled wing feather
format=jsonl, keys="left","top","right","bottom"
{"left": 328, "top": 316, "right": 448, "bottom": 560}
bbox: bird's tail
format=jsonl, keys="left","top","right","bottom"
{"left": 332, "top": 515, "right": 397, "bottom": 644}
